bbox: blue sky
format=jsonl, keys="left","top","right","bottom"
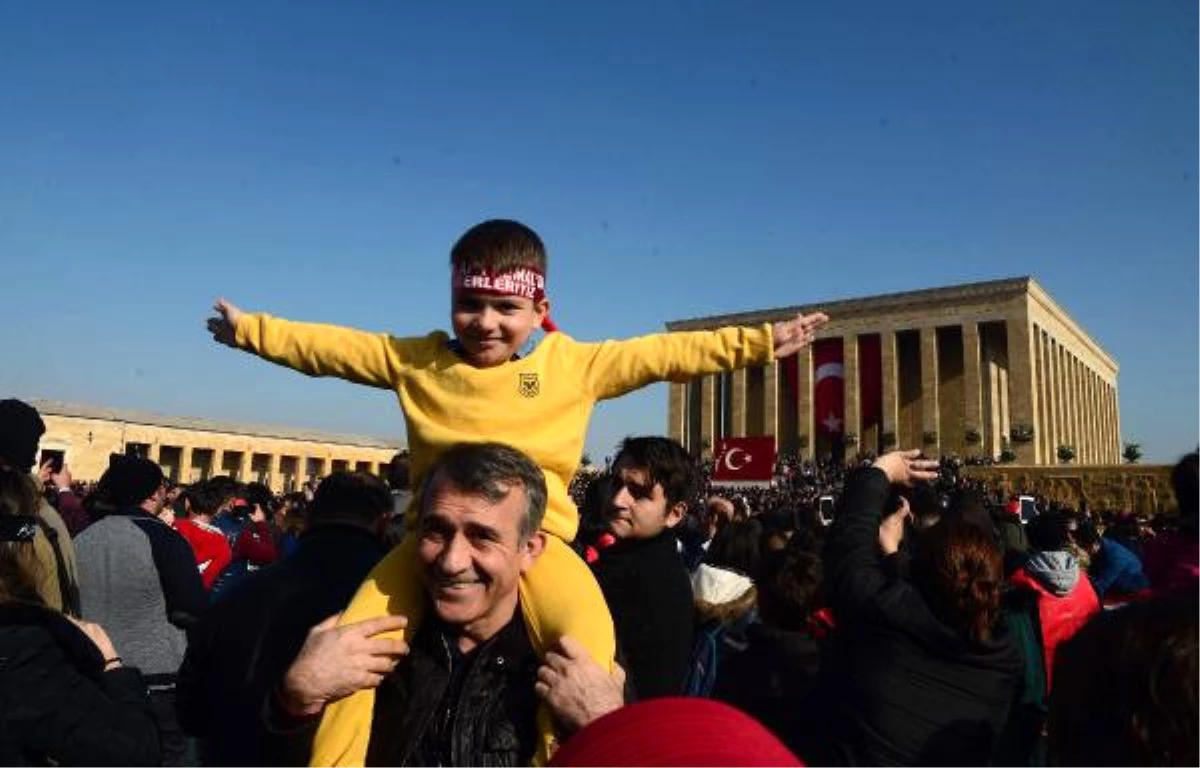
{"left": 1, "top": 1, "right": 1195, "bottom": 463}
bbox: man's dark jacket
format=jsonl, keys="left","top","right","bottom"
{"left": 816, "top": 467, "right": 1022, "bottom": 766}
{"left": 366, "top": 614, "right": 540, "bottom": 767}
{"left": 591, "top": 529, "right": 694, "bottom": 699}
{"left": 177, "top": 523, "right": 386, "bottom": 766}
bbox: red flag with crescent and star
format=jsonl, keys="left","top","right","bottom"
{"left": 813, "top": 338, "right": 845, "bottom": 436}
{"left": 711, "top": 436, "right": 775, "bottom": 485}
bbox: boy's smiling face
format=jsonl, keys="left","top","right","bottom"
{"left": 451, "top": 291, "right": 549, "bottom": 368}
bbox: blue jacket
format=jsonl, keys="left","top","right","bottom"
{"left": 1090, "top": 537, "right": 1149, "bottom": 598}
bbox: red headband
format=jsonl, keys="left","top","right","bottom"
{"left": 453, "top": 264, "right": 545, "bottom": 302}
{"left": 452, "top": 264, "right": 558, "bottom": 332}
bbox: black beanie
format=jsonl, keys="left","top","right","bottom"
{"left": 101, "top": 453, "right": 164, "bottom": 506}
{"left": 0, "top": 399, "right": 46, "bottom": 472}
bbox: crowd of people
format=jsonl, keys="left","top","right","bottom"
{"left": 1, "top": 218, "right": 1195, "bottom": 766}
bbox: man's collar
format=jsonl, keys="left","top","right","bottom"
{"left": 427, "top": 608, "right": 529, "bottom": 663}
{"left": 605, "top": 528, "right": 680, "bottom": 554}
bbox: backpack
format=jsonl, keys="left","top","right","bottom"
{"left": 682, "top": 622, "right": 726, "bottom": 697}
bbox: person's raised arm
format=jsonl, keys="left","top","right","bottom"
{"left": 206, "top": 296, "right": 407, "bottom": 389}
{"left": 577, "top": 311, "right": 829, "bottom": 401}
{"left": 824, "top": 450, "right": 938, "bottom": 621}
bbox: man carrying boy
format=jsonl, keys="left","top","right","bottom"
{"left": 207, "top": 218, "right": 827, "bottom": 764}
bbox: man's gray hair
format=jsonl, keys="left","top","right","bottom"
{"left": 421, "top": 442, "right": 547, "bottom": 539}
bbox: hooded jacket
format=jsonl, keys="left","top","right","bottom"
{"left": 1010, "top": 551, "right": 1100, "bottom": 692}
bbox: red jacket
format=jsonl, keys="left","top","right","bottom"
{"left": 233, "top": 520, "right": 278, "bottom": 567}
{"left": 1010, "top": 567, "right": 1100, "bottom": 691}
{"left": 175, "top": 518, "right": 233, "bottom": 590}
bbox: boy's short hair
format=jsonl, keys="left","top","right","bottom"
{"left": 450, "top": 219, "right": 547, "bottom": 273}
{"left": 613, "top": 436, "right": 696, "bottom": 508}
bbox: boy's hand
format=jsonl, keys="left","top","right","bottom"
{"left": 772, "top": 311, "right": 829, "bottom": 358}
{"left": 207, "top": 298, "right": 245, "bottom": 348}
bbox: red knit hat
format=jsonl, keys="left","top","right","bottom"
{"left": 550, "top": 698, "right": 804, "bottom": 767}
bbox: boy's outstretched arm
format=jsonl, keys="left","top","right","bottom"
{"left": 577, "top": 310, "right": 831, "bottom": 401}
{"left": 204, "top": 297, "right": 404, "bottom": 389}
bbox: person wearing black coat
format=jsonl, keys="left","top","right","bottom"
{"left": 176, "top": 471, "right": 392, "bottom": 766}
{"left": 590, "top": 437, "right": 697, "bottom": 700}
{"left": 0, "top": 603, "right": 162, "bottom": 766}
{"left": 0, "top": 465, "right": 159, "bottom": 766}
{"left": 816, "top": 450, "right": 1023, "bottom": 766}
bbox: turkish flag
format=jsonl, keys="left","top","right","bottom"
{"left": 859, "top": 334, "right": 882, "bottom": 431}
{"left": 711, "top": 437, "right": 776, "bottom": 485}
{"left": 813, "top": 338, "right": 844, "bottom": 435}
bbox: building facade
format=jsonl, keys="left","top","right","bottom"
{"left": 32, "top": 400, "right": 402, "bottom": 493}
{"left": 666, "top": 277, "right": 1120, "bottom": 465}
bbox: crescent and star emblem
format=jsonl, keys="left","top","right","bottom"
{"left": 723, "top": 447, "right": 751, "bottom": 471}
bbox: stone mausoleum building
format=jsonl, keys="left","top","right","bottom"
{"left": 31, "top": 399, "right": 402, "bottom": 493}
{"left": 666, "top": 277, "right": 1120, "bottom": 465}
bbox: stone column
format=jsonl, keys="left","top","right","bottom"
{"left": 268, "top": 453, "right": 282, "bottom": 493}
{"left": 180, "top": 446, "right": 193, "bottom": 484}
{"left": 1075, "top": 357, "right": 1084, "bottom": 458}
{"left": 1053, "top": 343, "right": 1065, "bottom": 460}
{"left": 763, "top": 360, "right": 779, "bottom": 442}
{"left": 212, "top": 449, "right": 225, "bottom": 480}
{"left": 962, "top": 322, "right": 984, "bottom": 455}
{"left": 843, "top": 334, "right": 861, "bottom": 460}
{"left": 1108, "top": 381, "right": 1119, "bottom": 463}
{"left": 880, "top": 331, "right": 899, "bottom": 453}
{"left": 730, "top": 369, "right": 748, "bottom": 437}
{"left": 1005, "top": 319, "right": 1037, "bottom": 464}
{"left": 920, "top": 327, "right": 940, "bottom": 455}
{"left": 238, "top": 451, "right": 251, "bottom": 483}
{"left": 700, "top": 376, "right": 718, "bottom": 456}
{"left": 796, "top": 346, "right": 814, "bottom": 460}
{"left": 1042, "top": 339, "right": 1053, "bottom": 460}
{"left": 148, "top": 443, "right": 161, "bottom": 463}
{"left": 1083, "top": 369, "right": 1094, "bottom": 464}
{"left": 1111, "top": 383, "right": 1122, "bottom": 463}
{"left": 667, "top": 383, "right": 686, "bottom": 445}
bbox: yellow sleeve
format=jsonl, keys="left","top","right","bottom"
{"left": 571, "top": 324, "right": 774, "bottom": 401}
{"left": 235, "top": 313, "right": 412, "bottom": 389}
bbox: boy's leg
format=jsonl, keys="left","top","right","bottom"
{"left": 518, "top": 534, "right": 616, "bottom": 668}
{"left": 519, "top": 535, "right": 617, "bottom": 764}
{"left": 312, "top": 535, "right": 424, "bottom": 767}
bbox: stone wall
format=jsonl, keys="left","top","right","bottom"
{"left": 960, "top": 464, "right": 1176, "bottom": 516}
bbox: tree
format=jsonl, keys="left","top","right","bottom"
{"left": 1122, "top": 442, "right": 1142, "bottom": 464}
{"left": 1057, "top": 444, "right": 1076, "bottom": 464}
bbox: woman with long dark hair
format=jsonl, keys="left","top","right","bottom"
{"left": 0, "top": 466, "right": 160, "bottom": 765}
{"left": 816, "top": 450, "right": 1022, "bottom": 765}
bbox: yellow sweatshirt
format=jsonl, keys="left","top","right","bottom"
{"left": 235, "top": 315, "right": 774, "bottom": 765}
{"left": 236, "top": 317, "right": 773, "bottom": 541}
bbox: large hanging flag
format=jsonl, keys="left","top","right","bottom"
{"left": 859, "top": 334, "right": 882, "bottom": 432}
{"left": 711, "top": 436, "right": 776, "bottom": 485}
{"left": 813, "top": 338, "right": 845, "bottom": 436}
